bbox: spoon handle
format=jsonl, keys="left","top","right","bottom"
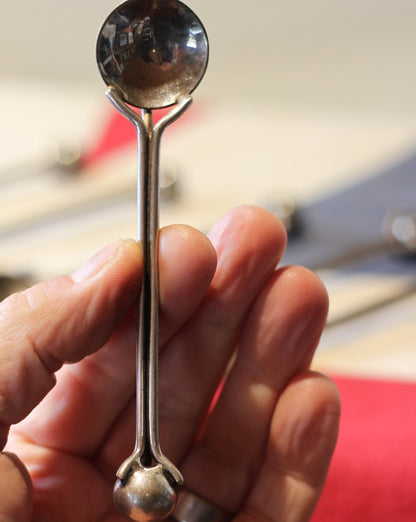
{"left": 106, "top": 87, "right": 191, "bottom": 484}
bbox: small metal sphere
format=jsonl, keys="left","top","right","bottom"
{"left": 114, "top": 464, "right": 177, "bottom": 521}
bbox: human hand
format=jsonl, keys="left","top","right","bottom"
{"left": 0, "top": 206, "right": 340, "bottom": 522}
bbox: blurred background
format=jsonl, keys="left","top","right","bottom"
{"left": 1, "top": 1, "right": 416, "bottom": 518}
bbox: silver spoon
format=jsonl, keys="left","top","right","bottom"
{"left": 96, "top": 1, "right": 208, "bottom": 521}
{"left": 0, "top": 142, "right": 82, "bottom": 187}
{"left": 307, "top": 209, "right": 416, "bottom": 271}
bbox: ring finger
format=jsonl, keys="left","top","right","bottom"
{"left": 179, "top": 265, "right": 329, "bottom": 514}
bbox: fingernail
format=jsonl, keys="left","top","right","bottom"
{"left": 71, "top": 240, "right": 125, "bottom": 282}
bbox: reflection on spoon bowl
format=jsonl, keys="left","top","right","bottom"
{"left": 96, "top": 0, "right": 209, "bottom": 109}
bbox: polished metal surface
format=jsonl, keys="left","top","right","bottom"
{"left": 96, "top": 2, "right": 208, "bottom": 519}
{"left": 114, "top": 464, "right": 177, "bottom": 522}
{"left": 172, "top": 489, "right": 230, "bottom": 522}
{"left": 383, "top": 210, "right": 416, "bottom": 255}
{"left": 0, "top": 142, "right": 82, "bottom": 188}
{"left": 107, "top": 87, "right": 191, "bottom": 521}
{"left": 0, "top": 275, "right": 31, "bottom": 301}
{"left": 96, "top": 0, "right": 209, "bottom": 109}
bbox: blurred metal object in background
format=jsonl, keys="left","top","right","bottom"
{"left": 384, "top": 210, "right": 416, "bottom": 255}
{"left": 0, "top": 274, "right": 31, "bottom": 301}
{"left": 0, "top": 141, "right": 83, "bottom": 187}
{"left": 263, "top": 192, "right": 300, "bottom": 237}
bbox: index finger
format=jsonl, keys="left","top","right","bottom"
{"left": 0, "top": 239, "right": 142, "bottom": 449}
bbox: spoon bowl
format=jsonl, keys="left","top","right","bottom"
{"left": 96, "top": 0, "right": 209, "bottom": 109}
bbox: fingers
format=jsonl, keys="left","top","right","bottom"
{"left": 158, "top": 225, "right": 217, "bottom": 344}
{"left": 95, "top": 206, "right": 287, "bottom": 476}
{"left": 179, "top": 266, "right": 329, "bottom": 512}
{"left": 157, "top": 206, "right": 287, "bottom": 462}
{"left": 0, "top": 239, "right": 141, "bottom": 449}
{"left": 0, "top": 452, "right": 32, "bottom": 521}
{"left": 237, "top": 372, "right": 340, "bottom": 522}
{"left": 12, "top": 226, "right": 216, "bottom": 457}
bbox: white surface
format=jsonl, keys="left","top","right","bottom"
{"left": 1, "top": 87, "right": 415, "bottom": 276}
{"left": 1, "top": 1, "right": 416, "bottom": 380}
{"left": 1, "top": 0, "right": 416, "bottom": 116}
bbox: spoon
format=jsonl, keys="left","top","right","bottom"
{"left": 0, "top": 141, "right": 82, "bottom": 188}
{"left": 306, "top": 209, "right": 416, "bottom": 271}
{"left": 96, "top": 1, "right": 208, "bottom": 521}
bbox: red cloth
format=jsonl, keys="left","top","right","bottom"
{"left": 82, "top": 104, "right": 196, "bottom": 168}
{"left": 82, "top": 107, "right": 167, "bottom": 167}
{"left": 312, "top": 376, "right": 416, "bottom": 521}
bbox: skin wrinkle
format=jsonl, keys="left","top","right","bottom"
{"left": 0, "top": 339, "right": 56, "bottom": 431}
{"left": 72, "top": 342, "right": 135, "bottom": 403}
{"left": 271, "top": 322, "right": 326, "bottom": 386}
{"left": 0, "top": 292, "right": 30, "bottom": 337}
{"left": 263, "top": 470, "right": 318, "bottom": 518}
{"left": 208, "top": 207, "right": 286, "bottom": 281}
{"left": 292, "top": 402, "right": 340, "bottom": 486}
{"left": 191, "top": 412, "right": 267, "bottom": 479}
{"left": 157, "top": 225, "right": 217, "bottom": 345}
{"left": 243, "top": 266, "right": 327, "bottom": 337}
{"left": 234, "top": 270, "right": 328, "bottom": 395}
{"left": 237, "top": 467, "right": 317, "bottom": 522}
{"left": 194, "top": 451, "right": 253, "bottom": 508}
{"left": 276, "top": 476, "right": 316, "bottom": 522}
{"left": 11, "top": 323, "right": 137, "bottom": 467}
{"left": 267, "top": 374, "right": 341, "bottom": 488}
{"left": 21, "top": 281, "right": 85, "bottom": 367}
{"left": 21, "top": 278, "right": 86, "bottom": 369}
{"left": 26, "top": 328, "right": 62, "bottom": 376}
{"left": 159, "top": 340, "right": 229, "bottom": 446}
{"left": 158, "top": 381, "right": 201, "bottom": 425}
{"left": 297, "top": 417, "right": 340, "bottom": 488}
{"left": 161, "top": 312, "right": 230, "bottom": 386}
{"left": 0, "top": 280, "right": 113, "bottom": 437}
{"left": 60, "top": 368, "right": 114, "bottom": 458}
{"left": 200, "top": 251, "right": 258, "bottom": 333}
{"left": 18, "top": 360, "right": 129, "bottom": 460}
{"left": 197, "top": 287, "right": 240, "bottom": 333}
{"left": 92, "top": 397, "right": 137, "bottom": 480}
{"left": 196, "top": 209, "right": 286, "bottom": 344}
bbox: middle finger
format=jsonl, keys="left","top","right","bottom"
{"left": 180, "top": 265, "right": 328, "bottom": 513}
{"left": 158, "top": 206, "right": 286, "bottom": 462}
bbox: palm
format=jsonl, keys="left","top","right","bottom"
{"left": 9, "top": 444, "right": 115, "bottom": 520}
{"left": 3, "top": 207, "right": 339, "bottom": 522}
